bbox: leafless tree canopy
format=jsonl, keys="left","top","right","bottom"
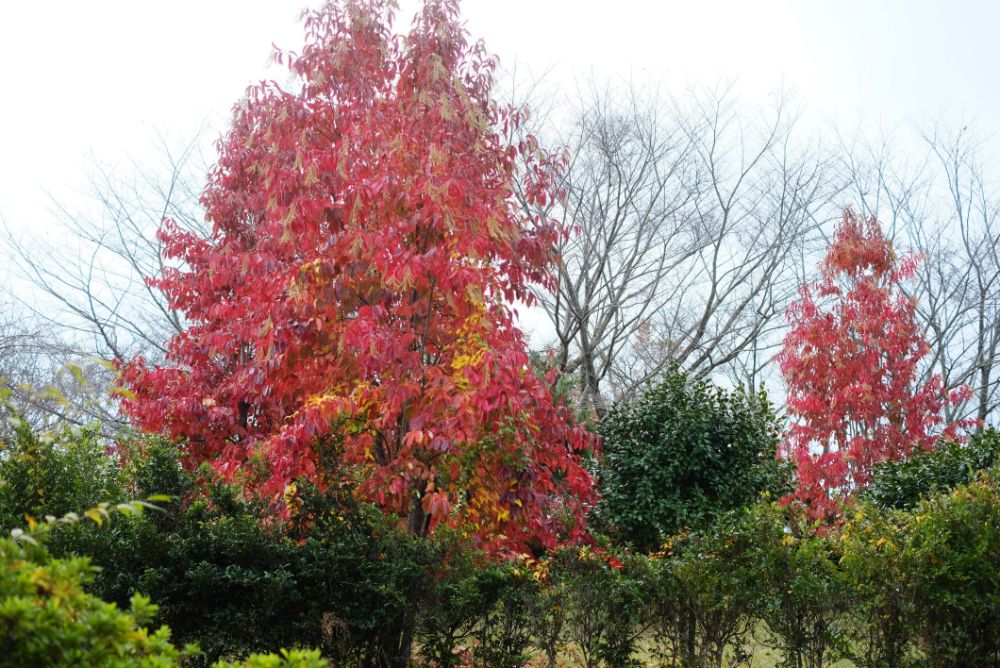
{"left": 529, "top": 84, "right": 839, "bottom": 417}
{"left": 0, "top": 133, "right": 210, "bottom": 433}
{"left": 841, "top": 124, "right": 1000, "bottom": 428}
{"left": 1, "top": 133, "right": 209, "bottom": 366}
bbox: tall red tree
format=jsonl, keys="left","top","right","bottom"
{"left": 119, "top": 0, "right": 596, "bottom": 554}
{"left": 778, "top": 210, "right": 972, "bottom": 523}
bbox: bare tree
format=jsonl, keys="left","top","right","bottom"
{"left": 530, "top": 84, "right": 703, "bottom": 417}
{"left": 840, "top": 123, "right": 1000, "bottom": 427}
{"left": 529, "top": 84, "right": 837, "bottom": 417}
{"left": 0, "top": 302, "right": 120, "bottom": 435}
{"left": 1, "top": 132, "right": 209, "bottom": 365}
{"left": 0, "top": 132, "right": 210, "bottom": 433}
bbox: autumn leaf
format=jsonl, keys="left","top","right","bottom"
{"left": 119, "top": 0, "right": 595, "bottom": 554}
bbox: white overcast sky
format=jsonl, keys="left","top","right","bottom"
{"left": 1, "top": 0, "right": 998, "bottom": 327}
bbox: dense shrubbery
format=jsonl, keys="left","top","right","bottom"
{"left": 0, "top": 416, "right": 124, "bottom": 531}
{"left": 0, "top": 526, "right": 188, "bottom": 667}
{"left": 649, "top": 516, "right": 762, "bottom": 667}
{"left": 864, "top": 427, "right": 1000, "bottom": 509}
{"left": 0, "top": 501, "right": 329, "bottom": 668}
{"left": 893, "top": 474, "right": 1000, "bottom": 666}
{"left": 3, "top": 387, "right": 999, "bottom": 666}
{"left": 743, "top": 503, "right": 847, "bottom": 668}
{"left": 544, "top": 546, "right": 649, "bottom": 668}
{"left": 595, "top": 368, "right": 791, "bottom": 551}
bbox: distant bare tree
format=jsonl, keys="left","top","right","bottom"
{"left": 841, "top": 123, "right": 1000, "bottom": 427}
{"left": 528, "top": 84, "right": 837, "bottom": 417}
{"left": 0, "top": 302, "right": 120, "bottom": 435}
{"left": 529, "top": 85, "right": 702, "bottom": 417}
{"left": 1, "top": 132, "right": 209, "bottom": 365}
{"left": 1, "top": 132, "right": 209, "bottom": 433}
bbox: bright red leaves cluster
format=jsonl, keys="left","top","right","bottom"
{"left": 119, "top": 0, "right": 596, "bottom": 554}
{"left": 779, "top": 210, "right": 973, "bottom": 524}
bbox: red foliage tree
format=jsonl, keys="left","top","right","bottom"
{"left": 778, "top": 210, "right": 972, "bottom": 523}
{"left": 119, "top": 0, "right": 596, "bottom": 554}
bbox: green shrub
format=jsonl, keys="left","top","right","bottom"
{"left": 212, "top": 649, "right": 328, "bottom": 668}
{"left": 649, "top": 512, "right": 766, "bottom": 668}
{"left": 547, "top": 546, "right": 649, "bottom": 668}
{"left": 747, "top": 503, "right": 848, "bottom": 668}
{"left": 0, "top": 417, "right": 125, "bottom": 531}
{"left": 472, "top": 564, "right": 541, "bottom": 668}
{"left": 840, "top": 506, "right": 918, "bottom": 668}
{"left": 531, "top": 559, "right": 568, "bottom": 668}
{"left": 898, "top": 473, "right": 1000, "bottom": 667}
{"left": 413, "top": 543, "right": 512, "bottom": 667}
{"left": 844, "top": 473, "right": 1000, "bottom": 668}
{"left": 865, "top": 428, "right": 1000, "bottom": 510}
{"left": 595, "top": 368, "right": 791, "bottom": 552}
{"left": 92, "top": 483, "right": 432, "bottom": 667}
{"left": 0, "top": 526, "right": 187, "bottom": 668}
{"left": 1, "top": 433, "right": 428, "bottom": 666}
{"left": 1, "top": 525, "right": 328, "bottom": 668}
{"left": 295, "top": 499, "right": 432, "bottom": 667}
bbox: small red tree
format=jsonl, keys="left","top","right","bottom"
{"left": 119, "top": 0, "right": 595, "bottom": 554}
{"left": 778, "top": 210, "right": 972, "bottom": 523}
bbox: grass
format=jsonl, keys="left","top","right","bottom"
{"left": 516, "top": 632, "right": 860, "bottom": 667}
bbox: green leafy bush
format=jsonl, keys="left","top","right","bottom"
{"left": 1, "top": 529, "right": 328, "bottom": 668}
{"left": 1, "top": 432, "right": 428, "bottom": 666}
{"left": 843, "top": 473, "right": 1000, "bottom": 667}
{"left": 0, "top": 417, "right": 125, "bottom": 531}
{"left": 840, "top": 506, "right": 918, "bottom": 668}
{"left": 865, "top": 428, "right": 1000, "bottom": 510}
{"left": 413, "top": 545, "right": 492, "bottom": 667}
{"left": 84, "top": 479, "right": 432, "bottom": 667}
{"left": 547, "top": 546, "right": 649, "bottom": 668}
{"left": 0, "top": 515, "right": 189, "bottom": 668}
{"left": 649, "top": 512, "right": 767, "bottom": 668}
{"left": 596, "top": 368, "right": 791, "bottom": 551}
{"left": 897, "top": 473, "right": 1000, "bottom": 667}
{"left": 212, "top": 649, "right": 328, "bottom": 668}
{"left": 472, "top": 564, "right": 541, "bottom": 668}
{"left": 747, "top": 503, "right": 848, "bottom": 668}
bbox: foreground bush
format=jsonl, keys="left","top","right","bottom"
{"left": 63, "top": 449, "right": 434, "bottom": 667}
{"left": 0, "top": 532, "right": 185, "bottom": 667}
{"left": 649, "top": 509, "right": 768, "bottom": 668}
{"left": 0, "top": 503, "right": 328, "bottom": 668}
{"left": 546, "top": 546, "right": 649, "bottom": 668}
{"left": 596, "top": 368, "right": 791, "bottom": 552}
{"left": 4, "top": 406, "right": 998, "bottom": 666}
{"left": 748, "top": 503, "right": 847, "bottom": 668}
{"left": 898, "top": 472, "right": 1000, "bottom": 666}
{"left": 0, "top": 425, "right": 416, "bottom": 666}
{"left": 841, "top": 506, "right": 917, "bottom": 668}
{"left": 865, "top": 428, "right": 1000, "bottom": 510}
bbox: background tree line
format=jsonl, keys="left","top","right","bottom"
{"left": 3, "top": 367, "right": 997, "bottom": 667}
{"left": 1, "top": 84, "right": 998, "bottom": 431}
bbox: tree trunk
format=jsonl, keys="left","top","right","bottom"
{"left": 389, "top": 487, "right": 431, "bottom": 667}
{"left": 386, "top": 626, "right": 413, "bottom": 668}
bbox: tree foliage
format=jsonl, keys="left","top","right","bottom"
{"left": 0, "top": 536, "right": 186, "bottom": 668}
{"left": 779, "top": 210, "right": 972, "bottom": 523}
{"left": 864, "top": 427, "right": 1000, "bottom": 510}
{"left": 119, "top": 0, "right": 595, "bottom": 553}
{"left": 595, "top": 367, "right": 790, "bottom": 552}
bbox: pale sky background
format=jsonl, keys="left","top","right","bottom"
{"left": 1, "top": 0, "right": 998, "bottom": 342}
